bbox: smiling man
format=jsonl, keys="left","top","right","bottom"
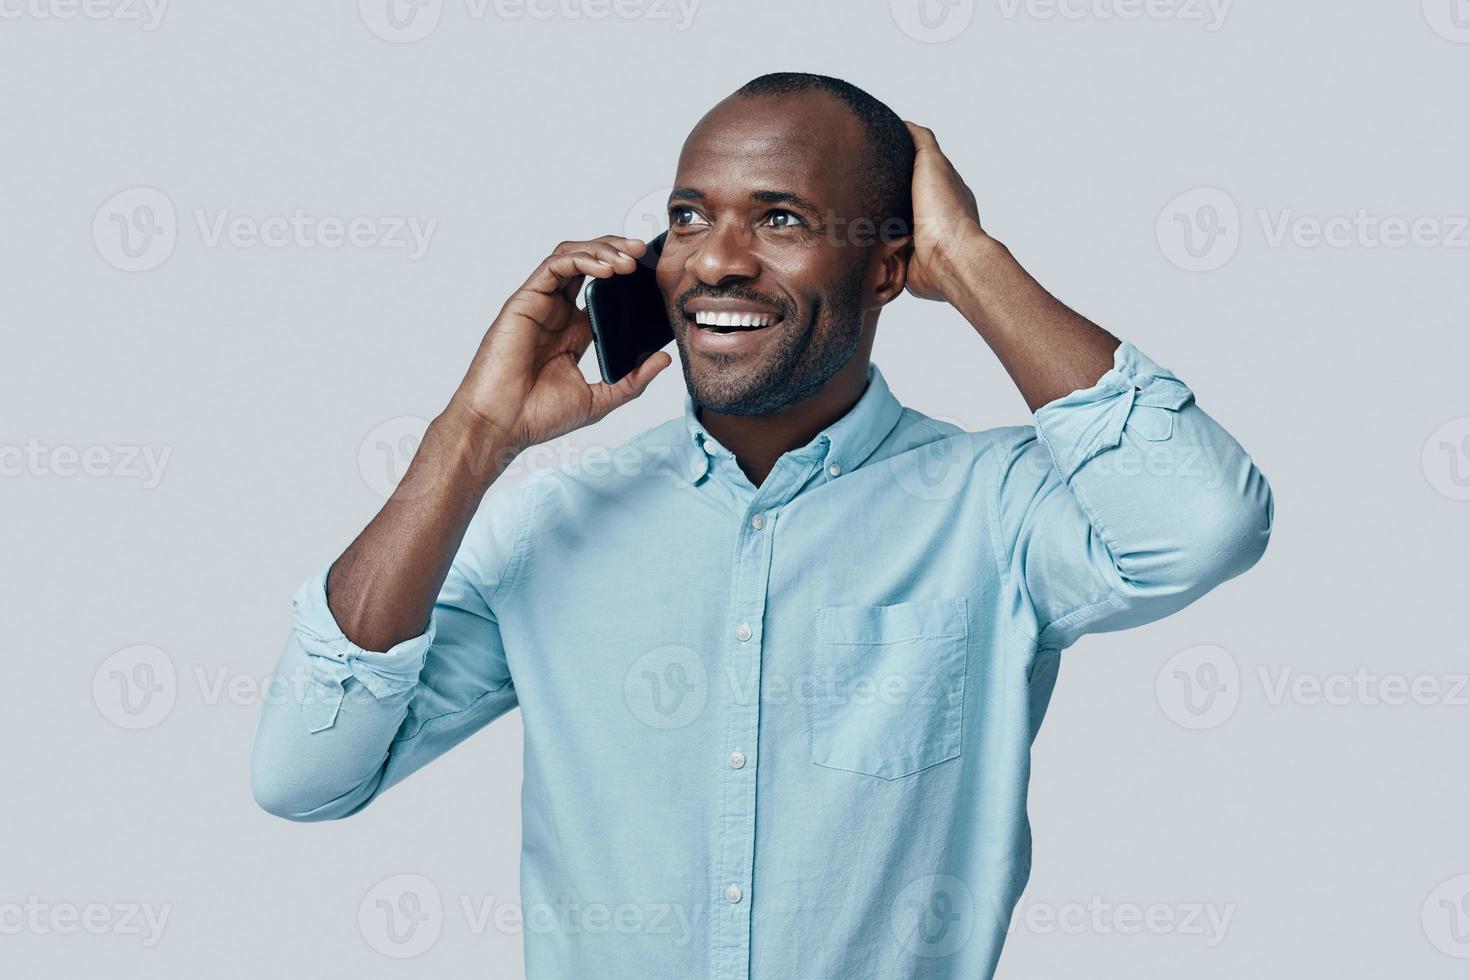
{"left": 250, "top": 73, "right": 1273, "bottom": 979}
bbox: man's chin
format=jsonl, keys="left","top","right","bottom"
{"left": 685, "top": 364, "right": 781, "bottom": 417}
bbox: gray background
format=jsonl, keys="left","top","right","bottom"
{"left": 3, "top": 0, "right": 1467, "bottom": 976}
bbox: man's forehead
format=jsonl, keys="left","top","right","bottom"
{"left": 673, "top": 94, "right": 865, "bottom": 206}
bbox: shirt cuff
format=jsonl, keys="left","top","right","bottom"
{"left": 1033, "top": 341, "right": 1195, "bottom": 482}
{"left": 291, "top": 565, "right": 434, "bottom": 702}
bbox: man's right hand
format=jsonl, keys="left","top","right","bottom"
{"left": 323, "top": 236, "right": 673, "bottom": 652}
{"left": 446, "top": 235, "right": 673, "bottom": 458}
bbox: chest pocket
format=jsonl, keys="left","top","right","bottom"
{"left": 810, "top": 597, "right": 969, "bottom": 780}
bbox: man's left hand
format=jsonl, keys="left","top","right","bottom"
{"left": 902, "top": 121, "right": 985, "bottom": 304}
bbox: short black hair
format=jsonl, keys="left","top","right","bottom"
{"left": 732, "top": 72, "right": 914, "bottom": 244}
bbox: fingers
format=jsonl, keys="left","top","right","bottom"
{"left": 904, "top": 120, "right": 940, "bottom": 151}
{"left": 520, "top": 235, "right": 650, "bottom": 299}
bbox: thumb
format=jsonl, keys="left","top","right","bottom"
{"left": 588, "top": 350, "right": 672, "bottom": 420}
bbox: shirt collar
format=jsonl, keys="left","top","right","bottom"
{"left": 679, "top": 361, "right": 903, "bottom": 485}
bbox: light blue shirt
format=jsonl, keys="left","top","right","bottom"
{"left": 251, "top": 342, "right": 1272, "bottom": 979}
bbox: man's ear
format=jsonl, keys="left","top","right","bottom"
{"left": 869, "top": 234, "right": 914, "bottom": 308}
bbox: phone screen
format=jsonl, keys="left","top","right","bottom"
{"left": 585, "top": 231, "right": 674, "bottom": 385}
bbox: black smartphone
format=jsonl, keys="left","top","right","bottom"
{"left": 585, "top": 231, "right": 673, "bottom": 385}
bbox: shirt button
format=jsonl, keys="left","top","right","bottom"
{"left": 827, "top": 461, "right": 842, "bottom": 477}
{"left": 724, "top": 884, "right": 743, "bottom": 904}
{"left": 728, "top": 750, "right": 746, "bottom": 769}
{"left": 735, "top": 623, "right": 752, "bottom": 642}
{"left": 750, "top": 513, "right": 765, "bottom": 530}
{"left": 704, "top": 440, "right": 718, "bottom": 456}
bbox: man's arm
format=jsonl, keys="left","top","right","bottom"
{"left": 902, "top": 123, "right": 1120, "bottom": 411}
{"left": 249, "top": 236, "right": 671, "bottom": 820}
{"left": 902, "top": 122, "right": 1273, "bottom": 646}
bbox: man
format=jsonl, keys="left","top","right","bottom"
{"left": 251, "top": 72, "right": 1272, "bottom": 978}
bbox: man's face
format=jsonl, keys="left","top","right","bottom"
{"left": 656, "top": 91, "right": 879, "bottom": 416}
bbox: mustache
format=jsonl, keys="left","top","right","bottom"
{"left": 676, "top": 284, "right": 793, "bottom": 318}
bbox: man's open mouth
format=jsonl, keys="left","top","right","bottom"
{"left": 688, "top": 309, "right": 783, "bottom": 333}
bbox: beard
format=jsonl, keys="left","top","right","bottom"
{"left": 671, "top": 257, "right": 868, "bottom": 417}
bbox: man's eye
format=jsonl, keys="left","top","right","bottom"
{"left": 670, "top": 206, "right": 707, "bottom": 228}
{"left": 764, "top": 209, "right": 806, "bottom": 229}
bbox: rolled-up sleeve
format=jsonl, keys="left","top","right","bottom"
{"left": 249, "top": 473, "right": 538, "bottom": 821}
{"left": 994, "top": 341, "right": 1273, "bottom": 651}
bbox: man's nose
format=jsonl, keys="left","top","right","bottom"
{"left": 689, "top": 222, "right": 760, "bottom": 287}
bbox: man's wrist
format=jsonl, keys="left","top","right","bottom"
{"left": 934, "top": 228, "right": 1012, "bottom": 320}
{"left": 424, "top": 405, "right": 522, "bottom": 496}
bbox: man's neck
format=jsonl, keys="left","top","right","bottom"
{"left": 697, "top": 356, "right": 871, "bottom": 489}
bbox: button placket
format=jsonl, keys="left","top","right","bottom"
{"left": 710, "top": 453, "right": 824, "bottom": 980}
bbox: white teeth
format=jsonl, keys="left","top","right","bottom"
{"left": 692, "top": 310, "right": 777, "bottom": 328}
